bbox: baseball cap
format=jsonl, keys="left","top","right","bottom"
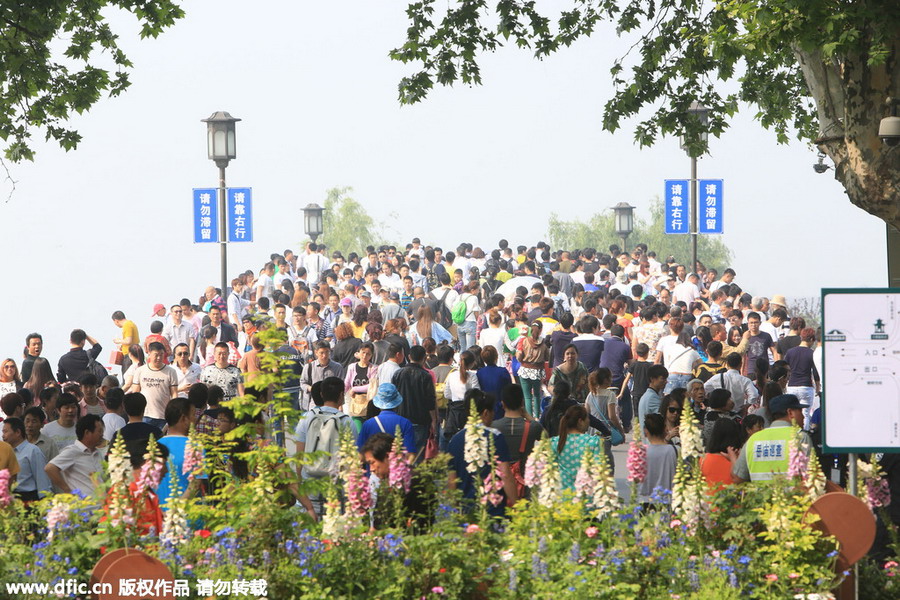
{"left": 339, "top": 298, "right": 353, "bottom": 307}
{"left": 769, "top": 394, "right": 809, "bottom": 414}
{"left": 360, "top": 291, "right": 372, "bottom": 298}
{"left": 389, "top": 292, "right": 400, "bottom": 300}
{"left": 150, "top": 303, "right": 165, "bottom": 316}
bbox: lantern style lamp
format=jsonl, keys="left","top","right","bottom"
{"left": 202, "top": 111, "right": 240, "bottom": 168}
{"left": 613, "top": 202, "right": 635, "bottom": 251}
{"left": 303, "top": 203, "right": 325, "bottom": 242}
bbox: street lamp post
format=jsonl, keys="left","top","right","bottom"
{"left": 303, "top": 203, "right": 325, "bottom": 243}
{"left": 612, "top": 202, "right": 635, "bottom": 252}
{"left": 680, "top": 102, "right": 709, "bottom": 274}
{"left": 202, "top": 111, "right": 241, "bottom": 296}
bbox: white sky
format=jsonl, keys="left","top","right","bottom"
{"left": 0, "top": 1, "right": 887, "bottom": 365}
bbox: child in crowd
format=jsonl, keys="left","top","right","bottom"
{"left": 638, "top": 413, "right": 678, "bottom": 505}
{"left": 622, "top": 343, "right": 652, "bottom": 424}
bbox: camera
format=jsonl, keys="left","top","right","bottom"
{"left": 813, "top": 152, "right": 830, "bottom": 174}
{"left": 879, "top": 115, "right": 900, "bottom": 147}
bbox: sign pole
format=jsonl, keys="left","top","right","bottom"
{"left": 691, "top": 155, "right": 698, "bottom": 273}
{"left": 218, "top": 164, "right": 228, "bottom": 297}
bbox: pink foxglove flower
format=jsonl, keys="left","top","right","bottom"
{"left": 867, "top": 478, "right": 891, "bottom": 509}
{"left": 46, "top": 498, "right": 70, "bottom": 540}
{"left": 626, "top": 439, "right": 647, "bottom": 483}
{"left": 0, "top": 469, "right": 12, "bottom": 507}
{"left": 787, "top": 437, "right": 807, "bottom": 479}
{"left": 388, "top": 434, "right": 412, "bottom": 493}
{"left": 182, "top": 437, "right": 204, "bottom": 481}
{"left": 481, "top": 459, "right": 505, "bottom": 507}
{"left": 524, "top": 449, "right": 544, "bottom": 488}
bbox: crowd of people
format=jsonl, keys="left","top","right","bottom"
{"left": 2, "top": 236, "right": 892, "bottom": 540}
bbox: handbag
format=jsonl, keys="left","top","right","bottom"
{"left": 110, "top": 350, "right": 124, "bottom": 366}
{"left": 590, "top": 395, "right": 625, "bottom": 446}
{"left": 509, "top": 419, "right": 531, "bottom": 499}
{"left": 424, "top": 431, "right": 439, "bottom": 459}
{"left": 347, "top": 391, "right": 369, "bottom": 418}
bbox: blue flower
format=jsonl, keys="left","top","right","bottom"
{"left": 738, "top": 555, "right": 751, "bottom": 565}
{"left": 67, "top": 567, "right": 78, "bottom": 575}
{"left": 215, "top": 527, "right": 235, "bottom": 537}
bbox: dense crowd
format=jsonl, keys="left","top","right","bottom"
{"left": 0, "top": 236, "right": 895, "bottom": 550}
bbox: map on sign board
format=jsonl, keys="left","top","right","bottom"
{"left": 823, "top": 289, "right": 900, "bottom": 452}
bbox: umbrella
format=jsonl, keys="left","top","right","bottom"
{"left": 496, "top": 276, "right": 542, "bottom": 299}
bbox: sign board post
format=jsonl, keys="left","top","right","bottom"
{"left": 698, "top": 179, "right": 724, "bottom": 234}
{"left": 226, "top": 188, "right": 253, "bottom": 243}
{"left": 664, "top": 179, "right": 689, "bottom": 234}
{"left": 192, "top": 188, "right": 219, "bottom": 243}
{"left": 822, "top": 288, "right": 900, "bottom": 453}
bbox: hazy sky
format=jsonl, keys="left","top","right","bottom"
{"left": 0, "top": 1, "right": 887, "bottom": 365}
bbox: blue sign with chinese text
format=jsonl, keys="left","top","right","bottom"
{"left": 192, "top": 188, "right": 218, "bottom": 243}
{"left": 227, "top": 188, "right": 253, "bottom": 243}
{"left": 664, "top": 180, "right": 689, "bottom": 234}
{"left": 698, "top": 179, "right": 724, "bottom": 234}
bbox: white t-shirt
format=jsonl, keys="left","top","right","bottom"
{"left": 477, "top": 327, "right": 507, "bottom": 367}
{"left": 41, "top": 420, "right": 77, "bottom": 449}
{"left": 133, "top": 364, "right": 178, "bottom": 420}
{"left": 461, "top": 293, "right": 481, "bottom": 323}
{"left": 665, "top": 344, "right": 700, "bottom": 373}
{"left": 673, "top": 282, "right": 701, "bottom": 305}
{"left": 174, "top": 363, "right": 203, "bottom": 398}
{"left": 102, "top": 413, "right": 127, "bottom": 442}
{"left": 759, "top": 322, "right": 781, "bottom": 344}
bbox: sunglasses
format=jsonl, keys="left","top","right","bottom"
{"left": 176, "top": 352, "right": 189, "bottom": 356}
{"left": 667, "top": 406, "right": 680, "bottom": 413}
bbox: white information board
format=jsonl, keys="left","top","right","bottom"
{"left": 823, "top": 288, "right": 900, "bottom": 452}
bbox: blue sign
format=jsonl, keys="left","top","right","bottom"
{"left": 227, "top": 188, "right": 253, "bottom": 243}
{"left": 192, "top": 188, "right": 218, "bottom": 243}
{"left": 698, "top": 179, "right": 724, "bottom": 234}
{"left": 664, "top": 179, "right": 689, "bottom": 234}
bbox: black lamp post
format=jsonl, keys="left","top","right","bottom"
{"left": 202, "top": 111, "right": 241, "bottom": 296}
{"left": 680, "top": 102, "right": 709, "bottom": 273}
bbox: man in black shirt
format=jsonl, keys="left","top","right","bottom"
{"left": 391, "top": 345, "right": 436, "bottom": 461}
{"left": 111, "top": 393, "right": 163, "bottom": 446}
{"left": 57, "top": 329, "right": 102, "bottom": 383}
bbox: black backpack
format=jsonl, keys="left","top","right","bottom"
{"left": 430, "top": 288, "right": 454, "bottom": 329}
{"left": 86, "top": 354, "right": 109, "bottom": 383}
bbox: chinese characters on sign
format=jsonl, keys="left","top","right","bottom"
{"left": 664, "top": 180, "right": 689, "bottom": 234}
{"left": 227, "top": 188, "right": 253, "bottom": 243}
{"left": 193, "top": 188, "right": 218, "bottom": 243}
{"left": 698, "top": 179, "right": 724, "bottom": 234}
{"left": 192, "top": 188, "right": 253, "bottom": 244}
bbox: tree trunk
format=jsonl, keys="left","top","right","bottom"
{"left": 797, "top": 37, "right": 900, "bottom": 227}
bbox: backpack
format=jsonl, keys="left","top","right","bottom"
{"left": 431, "top": 289, "right": 454, "bottom": 329}
{"left": 86, "top": 354, "right": 109, "bottom": 383}
{"left": 434, "top": 368, "right": 455, "bottom": 410}
{"left": 304, "top": 408, "right": 348, "bottom": 478}
{"left": 451, "top": 294, "right": 470, "bottom": 325}
{"left": 552, "top": 296, "right": 567, "bottom": 322}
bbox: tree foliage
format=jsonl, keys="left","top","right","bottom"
{"left": 320, "top": 186, "right": 391, "bottom": 257}
{"left": 0, "top": 0, "right": 184, "bottom": 161}
{"left": 547, "top": 197, "right": 733, "bottom": 271}
{"left": 390, "top": 0, "right": 900, "bottom": 226}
